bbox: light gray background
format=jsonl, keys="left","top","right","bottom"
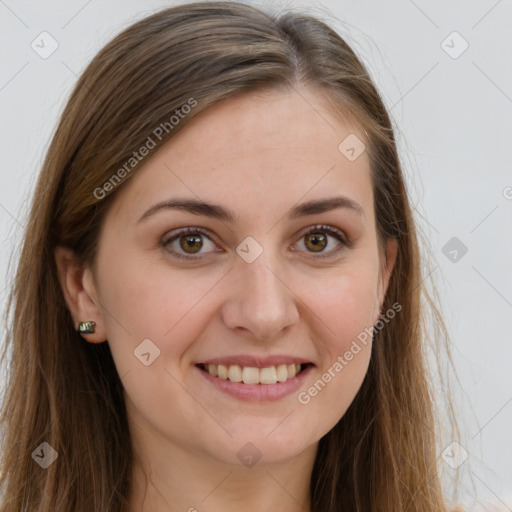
{"left": 0, "top": 0, "right": 511, "bottom": 509}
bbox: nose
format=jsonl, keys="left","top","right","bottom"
{"left": 221, "top": 250, "right": 299, "bottom": 343}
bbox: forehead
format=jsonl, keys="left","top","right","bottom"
{"left": 106, "top": 86, "right": 373, "bottom": 226}
{"left": 168, "top": 86, "right": 367, "bottom": 164}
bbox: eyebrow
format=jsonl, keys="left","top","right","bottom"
{"left": 137, "top": 195, "right": 366, "bottom": 224}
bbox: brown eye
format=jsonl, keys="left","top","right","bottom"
{"left": 304, "top": 232, "right": 328, "bottom": 252}
{"left": 162, "top": 227, "right": 218, "bottom": 260}
{"left": 295, "top": 224, "right": 349, "bottom": 258}
{"left": 180, "top": 234, "right": 203, "bottom": 254}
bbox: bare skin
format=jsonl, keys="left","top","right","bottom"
{"left": 55, "top": 85, "right": 397, "bottom": 512}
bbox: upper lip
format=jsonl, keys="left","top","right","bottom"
{"left": 198, "top": 355, "right": 314, "bottom": 368}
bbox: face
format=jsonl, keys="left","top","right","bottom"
{"left": 73, "top": 86, "right": 396, "bottom": 468}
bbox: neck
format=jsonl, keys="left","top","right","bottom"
{"left": 126, "top": 431, "right": 316, "bottom": 512}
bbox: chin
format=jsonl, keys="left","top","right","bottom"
{"left": 204, "top": 420, "right": 319, "bottom": 468}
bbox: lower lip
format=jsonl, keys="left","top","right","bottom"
{"left": 196, "top": 364, "right": 314, "bottom": 402}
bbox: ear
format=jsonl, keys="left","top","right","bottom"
{"left": 373, "top": 237, "right": 398, "bottom": 324}
{"left": 54, "top": 246, "right": 107, "bottom": 343}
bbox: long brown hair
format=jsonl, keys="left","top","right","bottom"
{"left": 0, "top": 2, "right": 460, "bottom": 510}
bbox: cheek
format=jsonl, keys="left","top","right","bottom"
{"left": 299, "top": 267, "right": 378, "bottom": 415}
{"left": 312, "top": 267, "right": 379, "bottom": 351}
{"left": 95, "top": 252, "right": 226, "bottom": 369}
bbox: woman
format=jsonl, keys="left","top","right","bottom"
{"left": 0, "top": 2, "right": 461, "bottom": 510}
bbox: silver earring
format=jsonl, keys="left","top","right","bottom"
{"left": 78, "top": 321, "right": 96, "bottom": 334}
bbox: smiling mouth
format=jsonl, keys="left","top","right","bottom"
{"left": 197, "top": 363, "right": 313, "bottom": 385}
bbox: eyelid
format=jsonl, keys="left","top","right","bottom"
{"left": 161, "top": 224, "right": 350, "bottom": 260}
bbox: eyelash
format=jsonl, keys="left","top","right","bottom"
{"left": 161, "top": 224, "right": 350, "bottom": 261}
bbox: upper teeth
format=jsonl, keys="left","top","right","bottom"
{"left": 205, "top": 363, "right": 302, "bottom": 384}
